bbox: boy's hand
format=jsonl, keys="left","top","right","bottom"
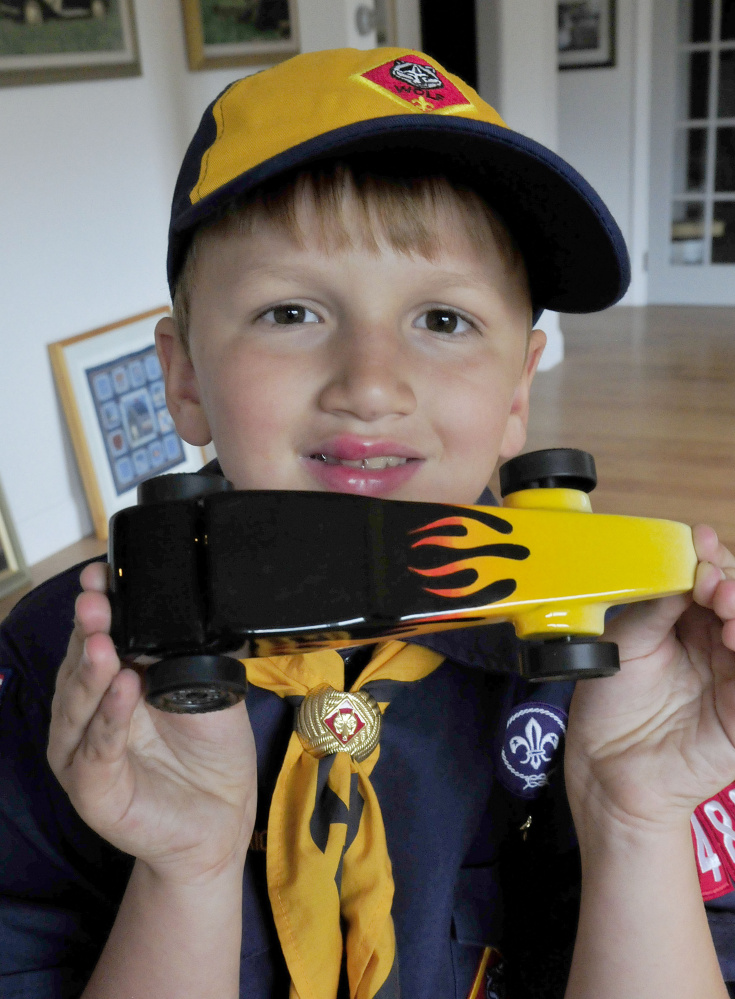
{"left": 47, "top": 561, "right": 257, "bottom": 885}
{"left": 565, "top": 525, "right": 735, "bottom": 833}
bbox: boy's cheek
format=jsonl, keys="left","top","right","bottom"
{"left": 206, "top": 401, "right": 296, "bottom": 489}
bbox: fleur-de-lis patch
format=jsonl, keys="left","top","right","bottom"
{"left": 499, "top": 704, "right": 567, "bottom": 799}
{"left": 509, "top": 717, "right": 559, "bottom": 770}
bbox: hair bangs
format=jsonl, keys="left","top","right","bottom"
{"left": 172, "top": 163, "right": 526, "bottom": 351}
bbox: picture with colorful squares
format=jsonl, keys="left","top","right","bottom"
{"left": 86, "top": 346, "right": 184, "bottom": 495}
{"left": 48, "top": 307, "right": 206, "bottom": 540}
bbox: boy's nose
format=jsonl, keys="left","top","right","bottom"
{"left": 317, "top": 326, "right": 417, "bottom": 423}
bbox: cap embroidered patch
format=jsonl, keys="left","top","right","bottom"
{"left": 499, "top": 702, "right": 567, "bottom": 799}
{"left": 356, "top": 54, "right": 473, "bottom": 115}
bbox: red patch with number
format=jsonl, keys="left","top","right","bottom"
{"left": 0, "top": 669, "right": 11, "bottom": 708}
{"left": 692, "top": 781, "right": 735, "bottom": 900}
{"left": 358, "top": 55, "right": 472, "bottom": 114}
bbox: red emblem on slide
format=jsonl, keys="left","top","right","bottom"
{"left": 323, "top": 698, "right": 367, "bottom": 747}
{"left": 358, "top": 55, "right": 473, "bottom": 114}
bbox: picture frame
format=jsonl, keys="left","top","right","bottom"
{"left": 0, "top": 477, "right": 30, "bottom": 601}
{"left": 558, "top": 0, "right": 616, "bottom": 70}
{"left": 0, "top": 0, "right": 140, "bottom": 89}
{"left": 180, "top": 0, "right": 299, "bottom": 72}
{"left": 48, "top": 306, "right": 207, "bottom": 541}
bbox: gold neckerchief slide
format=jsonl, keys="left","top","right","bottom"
{"left": 243, "top": 642, "right": 444, "bottom": 999}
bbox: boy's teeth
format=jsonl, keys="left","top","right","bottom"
{"left": 315, "top": 455, "right": 408, "bottom": 469}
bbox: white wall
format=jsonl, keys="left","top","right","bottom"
{"left": 476, "top": 0, "right": 564, "bottom": 369}
{"left": 558, "top": 0, "right": 653, "bottom": 306}
{"left": 2, "top": 0, "right": 180, "bottom": 565}
{"left": 478, "top": 0, "right": 653, "bottom": 309}
{"left": 0, "top": 0, "right": 420, "bottom": 566}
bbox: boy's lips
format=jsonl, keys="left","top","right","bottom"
{"left": 303, "top": 437, "right": 424, "bottom": 496}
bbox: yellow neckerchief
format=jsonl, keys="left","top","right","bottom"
{"left": 243, "top": 641, "right": 445, "bottom": 999}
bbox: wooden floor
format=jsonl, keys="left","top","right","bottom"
{"left": 492, "top": 305, "right": 735, "bottom": 552}
{"left": 2, "top": 304, "right": 734, "bottom": 623}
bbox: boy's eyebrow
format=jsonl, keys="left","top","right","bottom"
{"left": 408, "top": 268, "right": 519, "bottom": 289}
{"left": 228, "top": 270, "right": 519, "bottom": 309}
{"left": 227, "top": 257, "right": 519, "bottom": 288}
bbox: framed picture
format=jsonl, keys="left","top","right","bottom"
{"left": 48, "top": 307, "right": 207, "bottom": 541}
{"left": 0, "top": 0, "right": 140, "bottom": 88}
{"left": 0, "top": 477, "right": 30, "bottom": 601}
{"left": 180, "top": 0, "right": 299, "bottom": 72}
{"left": 558, "top": 0, "right": 616, "bottom": 70}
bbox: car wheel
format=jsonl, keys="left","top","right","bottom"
{"left": 24, "top": 0, "right": 43, "bottom": 25}
{"left": 91, "top": 0, "right": 106, "bottom": 16}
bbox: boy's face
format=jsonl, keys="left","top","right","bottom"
{"left": 157, "top": 190, "right": 545, "bottom": 506}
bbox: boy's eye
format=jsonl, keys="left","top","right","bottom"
{"left": 262, "top": 304, "right": 320, "bottom": 325}
{"left": 415, "top": 309, "right": 473, "bottom": 335}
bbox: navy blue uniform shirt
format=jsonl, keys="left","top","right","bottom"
{"left": 2, "top": 551, "right": 734, "bottom": 997}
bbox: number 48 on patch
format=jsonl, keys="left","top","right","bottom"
{"left": 692, "top": 782, "right": 735, "bottom": 900}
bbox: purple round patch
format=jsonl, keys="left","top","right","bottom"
{"left": 499, "top": 702, "right": 567, "bottom": 799}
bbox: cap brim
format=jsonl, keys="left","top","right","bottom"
{"left": 169, "top": 115, "right": 630, "bottom": 316}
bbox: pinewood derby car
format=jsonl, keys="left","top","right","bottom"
{"left": 108, "top": 449, "right": 697, "bottom": 713}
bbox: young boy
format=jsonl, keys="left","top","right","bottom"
{"left": 2, "top": 47, "right": 735, "bottom": 999}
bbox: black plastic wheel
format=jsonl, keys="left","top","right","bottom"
{"left": 137, "top": 472, "right": 233, "bottom": 506}
{"left": 499, "top": 448, "right": 597, "bottom": 497}
{"left": 519, "top": 637, "right": 620, "bottom": 682}
{"left": 145, "top": 655, "right": 247, "bottom": 713}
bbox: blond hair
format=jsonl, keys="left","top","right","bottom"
{"left": 172, "top": 162, "right": 529, "bottom": 351}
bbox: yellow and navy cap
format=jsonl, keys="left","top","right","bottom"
{"left": 168, "top": 47, "right": 630, "bottom": 317}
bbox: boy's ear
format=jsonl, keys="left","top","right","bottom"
{"left": 155, "top": 316, "right": 212, "bottom": 446}
{"left": 499, "top": 328, "right": 546, "bottom": 460}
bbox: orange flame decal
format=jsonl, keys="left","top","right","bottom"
{"left": 408, "top": 511, "right": 529, "bottom": 599}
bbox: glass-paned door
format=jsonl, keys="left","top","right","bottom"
{"left": 649, "top": 0, "right": 735, "bottom": 302}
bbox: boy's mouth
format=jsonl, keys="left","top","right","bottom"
{"left": 304, "top": 438, "right": 424, "bottom": 496}
{"left": 311, "top": 454, "right": 412, "bottom": 470}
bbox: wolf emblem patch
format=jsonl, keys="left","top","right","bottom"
{"left": 357, "top": 54, "right": 473, "bottom": 114}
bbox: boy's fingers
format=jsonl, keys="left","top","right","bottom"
{"left": 693, "top": 559, "right": 735, "bottom": 623}
{"left": 79, "top": 667, "right": 140, "bottom": 768}
{"left": 722, "top": 618, "right": 735, "bottom": 652}
{"left": 713, "top": 579, "right": 735, "bottom": 625}
{"left": 693, "top": 559, "right": 726, "bottom": 609}
{"left": 51, "top": 669, "right": 140, "bottom": 833}
{"left": 49, "top": 630, "right": 122, "bottom": 772}
{"left": 79, "top": 560, "right": 108, "bottom": 593}
{"left": 606, "top": 593, "right": 690, "bottom": 661}
{"left": 75, "top": 587, "right": 112, "bottom": 635}
{"left": 693, "top": 524, "right": 735, "bottom": 573}
{"left": 56, "top": 586, "right": 113, "bottom": 688}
